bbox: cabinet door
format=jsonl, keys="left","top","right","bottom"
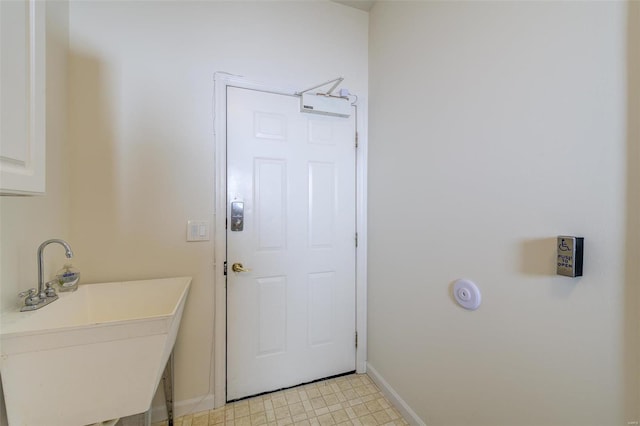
{"left": 0, "top": 0, "right": 45, "bottom": 195}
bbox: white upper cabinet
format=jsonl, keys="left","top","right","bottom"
{"left": 0, "top": 0, "right": 46, "bottom": 195}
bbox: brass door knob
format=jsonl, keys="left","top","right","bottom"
{"left": 232, "top": 263, "right": 250, "bottom": 273}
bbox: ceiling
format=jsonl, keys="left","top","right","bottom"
{"left": 333, "top": 0, "right": 375, "bottom": 12}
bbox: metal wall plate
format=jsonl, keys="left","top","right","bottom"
{"left": 557, "top": 236, "right": 584, "bottom": 277}
{"left": 230, "top": 201, "right": 244, "bottom": 232}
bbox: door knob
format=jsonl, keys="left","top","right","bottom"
{"left": 232, "top": 263, "right": 250, "bottom": 273}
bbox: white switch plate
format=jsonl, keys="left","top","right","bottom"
{"left": 187, "top": 220, "right": 210, "bottom": 241}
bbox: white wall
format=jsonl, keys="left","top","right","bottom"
{"left": 67, "top": 0, "right": 368, "bottom": 417}
{"left": 0, "top": 1, "right": 70, "bottom": 423}
{"left": 368, "top": 2, "right": 638, "bottom": 425}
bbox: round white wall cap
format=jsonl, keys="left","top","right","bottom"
{"left": 453, "top": 279, "right": 481, "bottom": 310}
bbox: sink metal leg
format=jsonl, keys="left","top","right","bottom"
{"left": 162, "top": 351, "right": 175, "bottom": 426}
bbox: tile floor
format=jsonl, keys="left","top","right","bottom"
{"left": 151, "top": 374, "right": 407, "bottom": 426}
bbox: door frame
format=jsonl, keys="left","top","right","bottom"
{"left": 212, "top": 73, "right": 368, "bottom": 407}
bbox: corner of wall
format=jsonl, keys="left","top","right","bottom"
{"left": 366, "top": 363, "right": 425, "bottom": 426}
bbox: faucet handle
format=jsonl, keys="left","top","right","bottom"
{"left": 19, "top": 288, "right": 41, "bottom": 307}
{"left": 45, "top": 280, "right": 57, "bottom": 297}
{"left": 18, "top": 288, "right": 37, "bottom": 298}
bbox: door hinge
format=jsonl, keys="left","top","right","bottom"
{"left": 355, "top": 332, "right": 358, "bottom": 348}
{"left": 355, "top": 232, "right": 358, "bottom": 248}
{"left": 223, "top": 261, "right": 227, "bottom": 276}
{"left": 355, "top": 132, "right": 359, "bottom": 148}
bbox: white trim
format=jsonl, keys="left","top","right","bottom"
{"left": 212, "top": 73, "right": 368, "bottom": 407}
{"left": 367, "top": 363, "right": 426, "bottom": 426}
{"left": 354, "top": 97, "right": 368, "bottom": 374}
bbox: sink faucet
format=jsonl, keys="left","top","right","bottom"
{"left": 19, "top": 239, "right": 74, "bottom": 312}
{"left": 38, "top": 239, "right": 74, "bottom": 299}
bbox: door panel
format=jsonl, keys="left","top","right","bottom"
{"left": 254, "top": 158, "right": 287, "bottom": 250}
{"left": 227, "top": 87, "right": 356, "bottom": 401}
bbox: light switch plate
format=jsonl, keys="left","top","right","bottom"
{"left": 187, "top": 220, "right": 210, "bottom": 241}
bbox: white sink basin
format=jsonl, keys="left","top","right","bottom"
{"left": 0, "top": 277, "right": 191, "bottom": 426}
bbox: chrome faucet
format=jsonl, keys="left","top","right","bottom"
{"left": 37, "top": 239, "right": 73, "bottom": 298}
{"left": 18, "top": 239, "right": 74, "bottom": 312}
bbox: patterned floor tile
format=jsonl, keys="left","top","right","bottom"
{"left": 151, "top": 374, "right": 408, "bottom": 426}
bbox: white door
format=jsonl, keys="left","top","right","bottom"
{"left": 226, "top": 87, "right": 356, "bottom": 401}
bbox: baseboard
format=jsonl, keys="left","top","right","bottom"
{"left": 366, "top": 363, "right": 426, "bottom": 426}
{"left": 150, "top": 393, "right": 216, "bottom": 422}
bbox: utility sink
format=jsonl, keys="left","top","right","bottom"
{"left": 0, "top": 277, "right": 191, "bottom": 426}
